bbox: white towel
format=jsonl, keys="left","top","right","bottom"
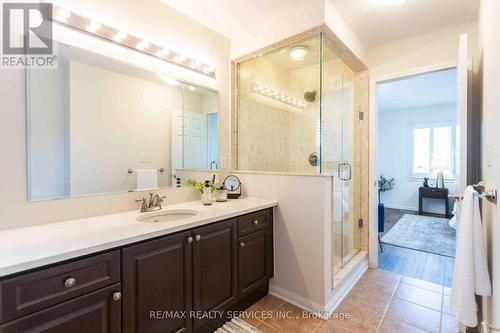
{"left": 449, "top": 201, "right": 460, "bottom": 230}
{"left": 451, "top": 186, "right": 492, "bottom": 327}
{"left": 136, "top": 169, "right": 158, "bottom": 190}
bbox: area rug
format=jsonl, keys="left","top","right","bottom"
{"left": 214, "top": 318, "right": 262, "bottom": 333}
{"left": 381, "top": 213, "right": 456, "bottom": 257}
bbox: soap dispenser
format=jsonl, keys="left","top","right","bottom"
{"left": 202, "top": 180, "right": 212, "bottom": 206}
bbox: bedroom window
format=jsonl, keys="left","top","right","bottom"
{"left": 411, "top": 124, "right": 455, "bottom": 179}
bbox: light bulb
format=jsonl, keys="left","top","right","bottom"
{"left": 156, "top": 48, "right": 169, "bottom": 57}
{"left": 136, "top": 40, "right": 150, "bottom": 50}
{"left": 113, "top": 31, "right": 127, "bottom": 42}
{"left": 86, "top": 20, "right": 101, "bottom": 33}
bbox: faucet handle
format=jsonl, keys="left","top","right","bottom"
{"left": 135, "top": 197, "right": 149, "bottom": 212}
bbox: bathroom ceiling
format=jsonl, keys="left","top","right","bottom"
{"left": 330, "top": 0, "right": 479, "bottom": 48}
{"left": 160, "top": 0, "right": 478, "bottom": 56}
{"left": 378, "top": 68, "right": 457, "bottom": 112}
{"left": 159, "top": 0, "right": 324, "bottom": 57}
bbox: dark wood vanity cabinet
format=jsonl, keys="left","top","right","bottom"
{"left": 192, "top": 219, "right": 238, "bottom": 330}
{"left": 238, "top": 228, "right": 273, "bottom": 298}
{"left": 0, "top": 208, "right": 273, "bottom": 333}
{"left": 0, "top": 284, "right": 121, "bottom": 333}
{"left": 122, "top": 231, "right": 193, "bottom": 333}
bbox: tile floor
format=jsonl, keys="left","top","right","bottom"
{"left": 241, "top": 269, "right": 460, "bottom": 333}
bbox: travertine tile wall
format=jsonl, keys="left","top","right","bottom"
{"left": 238, "top": 54, "right": 320, "bottom": 173}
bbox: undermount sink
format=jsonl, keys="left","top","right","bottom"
{"left": 136, "top": 209, "right": 198, "bottom": 223}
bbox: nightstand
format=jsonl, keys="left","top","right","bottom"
{"left": 419, "top": 187, "right": 449, "bottom": 218}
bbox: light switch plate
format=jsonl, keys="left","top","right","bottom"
{"left": 140, "top": 154, "right": 152, "bottom": 163}
{"left": 486, "top": 143, "right": 493, "bottom": 168}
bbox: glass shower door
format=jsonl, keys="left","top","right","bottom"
{"left": 339, "top": 75, "right": 361, "bottom": 267}
{"left": 321, "top": 36, "right": 361, "bottom": 276}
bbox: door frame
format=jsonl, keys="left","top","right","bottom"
{"left": 368, "top": 60, "right": 458, "bottom": 268}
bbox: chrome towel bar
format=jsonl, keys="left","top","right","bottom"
{"left": 448, "top": 182, "right": 497, "bottom": 204}
{"left": 128, "top": 168, "right": 165, "bottom": 174}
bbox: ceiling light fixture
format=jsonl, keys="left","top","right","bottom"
{"left": 289, "top": 46, "right": 309, "bottom": 61}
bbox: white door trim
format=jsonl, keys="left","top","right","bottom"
{"left": 368, "top": 60, "right": 458, "bottom": 268}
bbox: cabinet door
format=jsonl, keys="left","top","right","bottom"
{"left": 238, "top": 228, "right": 273, "bottom": 297}
{"left": 0, "top": 284, "right": 121, "bottom": 333}
{"left": 122, "top": 231, "right": 193, "bottom": 333}
{"left": 192, "top": 219, "right": 237, "bottom": 330}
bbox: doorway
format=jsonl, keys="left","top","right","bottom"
{"left": 375, "top": 68, "right": 459, "bottom": 286}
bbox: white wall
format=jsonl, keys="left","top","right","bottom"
{"left": 0, "top": 0, "right": 229, "bottom": 230}
{"left": 235, "top": 172, "right": 334, "bottom": 309}
{"left": 367, "top": 21, "right": 478, "bottom": 78}
{"left": 378, "top": 104, "right": 457, "bottom": 213}
{"left": 323, "top": 0, "right": 367, "bottom": 64}
{"left": 478, "top": 0, "right": 500, "bottom": 327}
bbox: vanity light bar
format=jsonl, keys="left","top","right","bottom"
{"left": 253, "top": 85, "right": 307, "bottom": 108}
{"left": 50, "top": 7, "right": 216, "bottom": 78}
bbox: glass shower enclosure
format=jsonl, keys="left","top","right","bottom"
{"left": 236, "top": 32, "right": 363, "bottom": 278}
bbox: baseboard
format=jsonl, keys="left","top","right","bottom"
{"left": 269, "top": 254, "right": 368, "bottom": 317}
{"left": 384, "top": 203, "right": 451, "bottom": 215}
{"left": 268, "top": 285, "right": 326, "bottom": 315}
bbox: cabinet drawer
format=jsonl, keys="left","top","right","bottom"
{"left": 0, "top": 250, "right": 120, "bottom": 323}
{"left": 0, "top": 283, "right": 121, "bottom": 333}
{"left": 237, "top": 209, "right": 271, "bottom": 236}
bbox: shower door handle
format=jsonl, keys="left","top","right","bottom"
{"left": 337, "top": 162, "right": 352, "bottom": 181}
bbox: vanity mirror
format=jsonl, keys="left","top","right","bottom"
{"left": 27, "top": 41, "right": 219, "bottom": 201}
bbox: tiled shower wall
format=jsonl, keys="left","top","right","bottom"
{"left": 237, "top": 55, "right": 319, "bottom": 173}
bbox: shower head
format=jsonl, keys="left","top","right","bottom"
{"left": 304, "top": 90, "right": 317, "bottom": 103}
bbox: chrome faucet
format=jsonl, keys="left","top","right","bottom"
{"left": 136, "top": 192, "right": 166, "bottom": 213}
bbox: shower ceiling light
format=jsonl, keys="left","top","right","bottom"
{"left": 290, "top": 46, "right": 309, "bottom": 61}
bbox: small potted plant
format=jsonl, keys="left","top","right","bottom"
{"left": 378, "top": 175, "right": 395, "bottom": 233}
{"left": 186, "top": 179, "right": 216, "bottom": 193}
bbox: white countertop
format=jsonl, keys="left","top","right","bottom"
{"left": 0, "top": 197, "right": 277, "bottom": 278}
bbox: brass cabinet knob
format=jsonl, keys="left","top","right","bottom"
{"left": 186, "top": 236, "right": 194, "bottom": 244}
{"left": 112, "top": 292, "right": 122, "bottom": 301}
{"left": 195, "top": 235, "right": 201, "bottom": 242}
{"left": 64, "top": 277, "right": 76, "bottom": 288}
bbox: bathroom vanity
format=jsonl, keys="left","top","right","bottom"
{"left": 0, "top": 199, "right": 276, "bottom": 333}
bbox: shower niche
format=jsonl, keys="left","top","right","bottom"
{"left": 233, "top": 30, "right": 368, "bottom": 279}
